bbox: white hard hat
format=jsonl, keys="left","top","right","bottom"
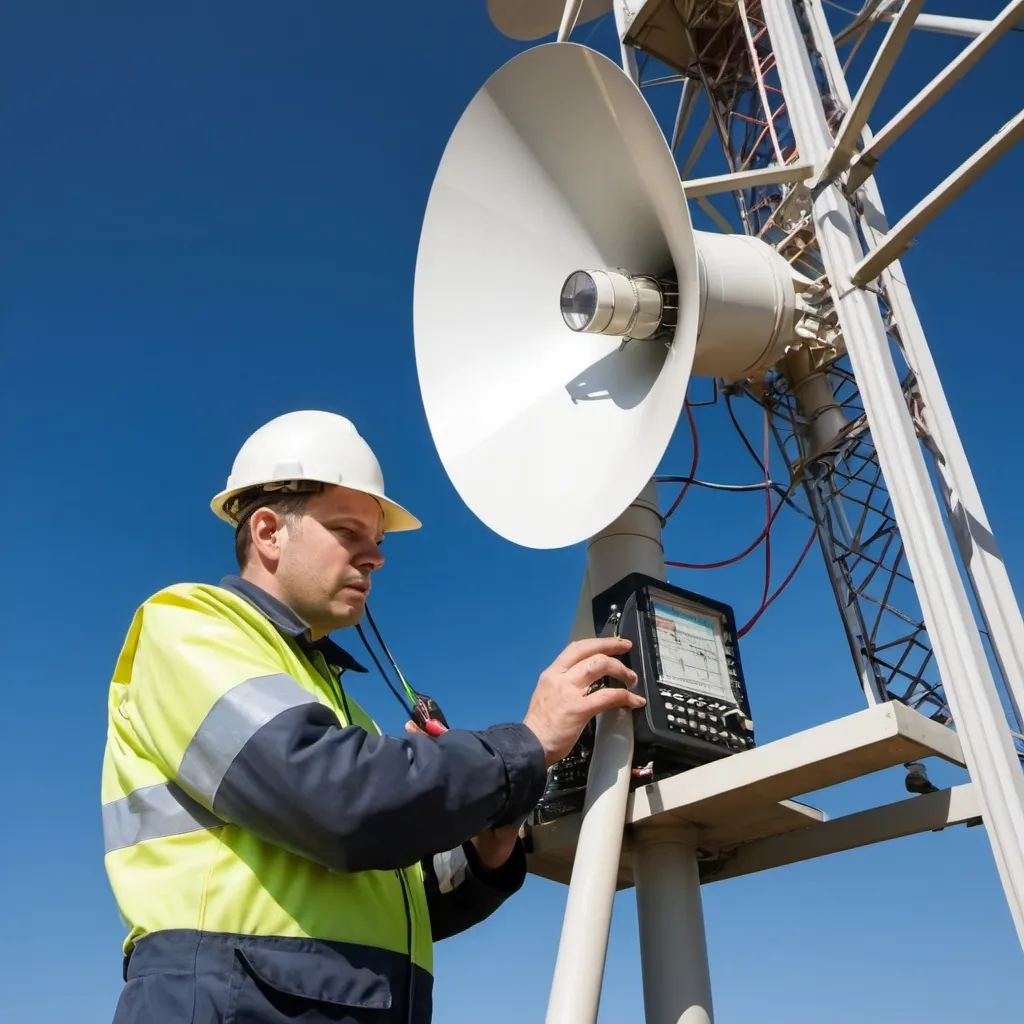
{"left": 210, "top": 410, "right": 421, "bottom": 532}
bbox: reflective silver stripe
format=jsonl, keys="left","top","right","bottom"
{"left": 177, "top": 673, "right": 315, "bottom": 803}
{"left": 433, "top": 846, "right": 469, "bottom": 894}
{"left": 102, "top": 781, "right": 223, "bottom": 854}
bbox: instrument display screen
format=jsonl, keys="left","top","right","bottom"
{"left": 651, "top": 598, "right": 734, "bottom": 705}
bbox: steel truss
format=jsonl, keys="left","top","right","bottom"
{"left": 626, "top": 0, "right": 1024, "bottom": 753}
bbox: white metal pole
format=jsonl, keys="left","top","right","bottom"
{"left": 632, "top": 825, "right": 713, "bottom": 1024}
{"left": 762, "top": 0, "right": 1024, "bottom": 944}
{"left": 545, "top": 482, "right": 666, "bottom": 1024}
{"left": 544, "top": 705, "right": 635, "bottom": 1024}
{"left": 557, "top": 0, "right": 585, "bottom": 42}
{"left": 802, "top": 0, "right": 1024, "bottom": 739}
{"left": 613, "top": 0, "right": 641, "bottom": 84}
{"left": 592, "top": 483, "right": 714, "bottom": 1023}
{"left": 586, "top": 481, "right": 665, "bottom": 591}
{"left": 547, "top": 482, "right": 715, "bottom": 1023}
{"left": 879, "top": 9, "right": 1024, "bottom": 40}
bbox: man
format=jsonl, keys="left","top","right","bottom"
{"left": 101, "top": 409, "right": 644, "bottom": 1024}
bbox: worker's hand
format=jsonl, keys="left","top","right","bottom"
{"left": 523, "top": 637, "right": 644, "bottom": 766}
{"left": 470, "top": 822, "right": 522, "bottom": 871}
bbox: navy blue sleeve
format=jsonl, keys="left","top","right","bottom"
{"left": 209, "top": 701, "right": 548, "bottom": 874}
{"left": 422, "top": 837, "right": 529, "bottom": 941}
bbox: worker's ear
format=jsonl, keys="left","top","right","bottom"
{"left": 249, "top": 508, "right": 286, "bottom": 565}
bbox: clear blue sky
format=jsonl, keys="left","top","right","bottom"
{"left": 2, "top": 1, "right": 1021, "bottom": 1020}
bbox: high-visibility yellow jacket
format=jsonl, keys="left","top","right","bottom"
{"left": 101, "top": 575, "right": 547, "bottom": 1024}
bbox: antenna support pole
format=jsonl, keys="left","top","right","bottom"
{"left": 546, "top": 481, "right": 713, "bottom": 1023}
{"left": 633, "top": 823, "right": 712, "bottom": 1024}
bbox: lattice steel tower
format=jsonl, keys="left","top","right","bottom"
{"left": 418, "top": 3, "right": 1024, "bottom": 1020}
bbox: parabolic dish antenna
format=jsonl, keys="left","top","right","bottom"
{"left": 412, "top": 42, "right": 702, "bottom": 550}
{"left": 487, "top": 0, "right": 612, "bottom": 41}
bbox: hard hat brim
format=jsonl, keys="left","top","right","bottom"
{"left": 210, "top": 483, "right": 421, "bottom": 533}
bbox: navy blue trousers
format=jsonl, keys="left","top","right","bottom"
{"left": 113, "top": 930, "right": 433, "bottom": 1023}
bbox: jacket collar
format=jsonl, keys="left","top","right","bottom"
{"left": 219, "top": 574, "right": 368, "bottom": 674}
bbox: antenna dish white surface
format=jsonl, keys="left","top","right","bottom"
{"left": 412, "top": 42, "right": 701, "bottom": 549}
{"left": 487, "top": 0, "right": 612, "bottom": 40}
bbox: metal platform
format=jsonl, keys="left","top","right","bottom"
{"left": 524, "top": 701, "right": 970, "bottom": 889}
{"left": 621, "top": 0, "right": 742, "bottom": 80}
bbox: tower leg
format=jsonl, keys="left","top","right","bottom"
{"left": 762, "top": 0, "right": 1024, "bottom": 944}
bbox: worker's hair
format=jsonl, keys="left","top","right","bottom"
{"left": 234, "top": 491, "right": 313, "bottom": 570}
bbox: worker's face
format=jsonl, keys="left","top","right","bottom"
{"left": 268, "top": 485, "right": 386, "bottom": 637}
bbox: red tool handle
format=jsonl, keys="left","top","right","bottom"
{"left": 413, "top": 692, "right": 450, "bottom": 737}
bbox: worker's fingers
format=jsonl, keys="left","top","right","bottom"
{"left": 583, "top": 686, "right": 647, "bottom": 715}
{"left": 561, "top": 651, "right": 637, "bottom": 692}
{"left": 405, "top": 721, "right": 426, "bottom": 736}
{"left": 549, "top": 636, "right": 632, "bottom": 672}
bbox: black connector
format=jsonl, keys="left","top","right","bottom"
{"left": 904, "top": 760, "right": 939, "bottom": 795}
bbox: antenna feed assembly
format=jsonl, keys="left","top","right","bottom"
{"left": 560, "top": 230, "right": 808, "bottom": 385}
{"left": 560, "top": 268, "right": 676, "bottom": 344}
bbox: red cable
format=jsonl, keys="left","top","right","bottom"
{"left": 737, "top": 525, "right": 818, "bottom": 637}
{"left": 664, "top": 395, "right": 815, "bottom": 638}
{"left": 756, "top": 407, "right": 773, "bottom": 614}
{"left": 667, "top": 398, "right": 780, "bottom": 571}
{"left": 664, "top": 401, "right": 699, "bottom": 520}
{"left": 665, "top": 494, "right": 786, "bottom": 570}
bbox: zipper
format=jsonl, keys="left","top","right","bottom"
{"left": 395, "top": 867, "right": 415, "bottom": 1024}
{"left": 315, "top": 647, "right": 414, "bottom": 1021}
